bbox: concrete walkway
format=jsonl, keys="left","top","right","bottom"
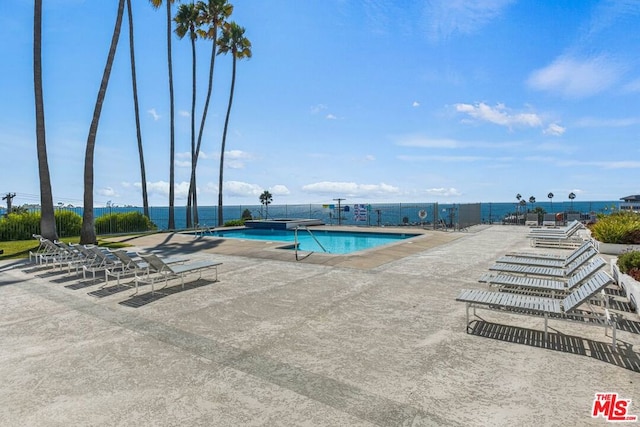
{"left": 0, "top": 225, "right": 638, "bottom": 426}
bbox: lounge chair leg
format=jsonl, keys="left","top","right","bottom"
{"left": 465, "top": 303, "right": 470, "bottom": 332}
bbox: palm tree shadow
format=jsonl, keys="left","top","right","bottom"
{"left": 468, "top": 319, "right": 640, "bottom": 372}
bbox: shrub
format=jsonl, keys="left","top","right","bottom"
{"left": 241, "top": 209, "right": 252, "bottom": 220}
{"left": 94, "top": 211, "right": 156, "bottom": 234}
{"left": 55, "top": 210, "right": 82, "bottom": 237}
{"left": 617, "top": 251, "right": 640, "bottom": 281}
{"left": 590, "top": 212, "right": 640, "bottom": 244}
{"left": 223, "top": 219, "right": 245, "bottom": 227}
{"left": 0, "top": 210, "right": 83, "bottom": 241}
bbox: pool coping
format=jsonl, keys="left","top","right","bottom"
{"left": 102, "top": 225, "right": 468, "bottom": 270}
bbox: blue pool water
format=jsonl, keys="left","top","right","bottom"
{"left": 199, "top": 228, "right": 419, "bottom": 254}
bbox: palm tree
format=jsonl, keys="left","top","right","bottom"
{"left": 80, "top": 0, "right": 125, "bottom": 244}
{"left": 259, "top": 190, "right": 272, "bottom": 219}
{"left": 569, "top": 192, "right": 576, "bottom": 211}
{"left": 187, "top": 0, "right": 233, "bottom": 225}
{"left": 33, "top": 0, "right": 58, "bottom": 241}
{"left": 174, "top": 2, "right": 200, "bottom": 228}
{"left": 528, "top": 196, "right": 536, "bottom": 213}
{"left": 515, "top": 193, "right": 522, "bottom": 224}
{"left": 149, "top": 0, "right": 176, "bottom": 230}
{"left": 547, "top": 192, "right": 554, "bottom": 213}
{"left": 126, "top": 0, "right": 149, "bottom": 218}
{"left": 216, "top": 22, "right": 252, "bottom": 226}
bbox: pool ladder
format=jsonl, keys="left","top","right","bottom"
{"left": 194, "top": 223, "right": 213, "bottom": 238}
{"left": 294, "top": 226, "right": 328, "bottom": 260}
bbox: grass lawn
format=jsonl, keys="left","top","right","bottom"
{"left": 0, "top": 237, "right": 132, "bottom": 260}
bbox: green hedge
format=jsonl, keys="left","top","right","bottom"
{"left": 591, "top": 212, "right": 640, "bottom": 244}
{"left": 94, "top": 211, "right": 156, "bottom": 234}
{"left": 0, "top": 210, "right": 155, "bottom": 241}
{"left": 0, "top": 211, "right": 82, "bottom": 241}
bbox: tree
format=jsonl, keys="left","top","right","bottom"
{"left": 259, "top": 190, "right": 272, "bottom": 219}
{"left": 547, "top": 192, "right": 554, "bottom": 213}
{"left": 569, "top": 192, "right": 576, "bottom": 211}
{"left": 33, "top": 0, "right": 58, "bottom": 241}
{"left": 149, "top": 0, "right": 176, "bottom": 230}
{"left": 80, "top": 0, "right": 125, "bottom": 244}
{"left": 216, "top": 22, "right": 252, "bottom": 226}
{"left": 186, "top": 0, "right": 233, "bottom": 226}
{"left": 174, "top": 2, "right": 200, "bottom": 228}
{"left": 126, "top": 0, "right": 149, "bottom": 218}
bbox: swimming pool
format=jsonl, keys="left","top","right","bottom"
{"left": 198, "top": 228, "right": 419, "bottom": 254}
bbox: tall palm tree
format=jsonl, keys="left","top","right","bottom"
{"left": 149, "top": 0, "right": 176, "bottom": 230}
{"left": 33, "top": 0, "right": 57, "bottom": 241}
{"left": 174, "top": 2, "right": 200, "bottom": 228}
{"left": 80, "top": 0, "right": 125, "bottom": 244}
{"left": 126, "top": 0, "right": 149, "bottom": 218}
{"left": 259, "top": 190, "right": 272, "bottom": 219}
{"left": 216, "top": 22, "right": 251, "bottom": 226}
{"left": 186, "top": 0, "right": 233, "bottom": 226}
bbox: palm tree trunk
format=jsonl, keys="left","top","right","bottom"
{"left": 186, "top": 34, "right": 197, "bottom": 228}
{"left": 33, "top": 0, "right": 58, "bottom": 241}
{"left": 126, "top": 0, "right": 149, "bottom": 218}
{"left": 191, "top": 31, "right": 219, "bottom": 226}
{"left": 218, "top": 57, "right": 237, "bottom": 226}
{"left": 166, "top": 0, "right": 176, "bottom": 230}
{"left": 81, "top": 0, "right": 125, "bottom": 244}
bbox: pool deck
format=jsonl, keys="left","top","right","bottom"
{"left": 1, "top": 225, "right": 639, "bottom": 426}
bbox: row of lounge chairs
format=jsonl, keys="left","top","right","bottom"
{"left": 28, "top": 235, "right": 222, "bottom": 297}
{"left": 456, "top": 240, "right": 620, "bottom": 348}
{"left": 526, "top": 219, "right": 586, "bottom": 249}
{"left": 527, "top": 220, "right": 584, "bottom": 249}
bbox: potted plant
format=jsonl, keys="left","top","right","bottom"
{"left": 590, "top": 212, "right": 640, "bottom": 254}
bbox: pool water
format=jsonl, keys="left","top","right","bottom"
{"left": 199, "top": 228, "right": 418, "bottom": 254}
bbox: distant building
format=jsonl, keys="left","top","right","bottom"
{"left": 620, "top": 195, "right": 640, "bottom": 213}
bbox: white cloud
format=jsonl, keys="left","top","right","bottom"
{"left": 310, "top": 104, "right": 327, "bottom": 114}
{"left": 145, "top": 180, "right": 190, "bottom": 199}
{"left": 98, "top": 187, "right": 118, "bottom": 198}
{"left": 225, "top": 181, "right": 263, "bottom": 197}
{"left": 270, "top": 185, "right": 290, "bottom": 195}
{"left": 412, "top": 101, "right": 420, "bottom": 107}
{"left": 425, "top": 187, "right": 462, "bottom": 197}
{"left": 363, "top": 154, "right": 375, "bottom": 161}
{"left": 527, "top": 55, "right": 623, "bottom": 98}
{"left": 425, "top": 0, "right": 515, "bottom": 41}
{"left": 455, "top": 102, "right": 542, "bottom": 128}
{"left": 302, "top": 181, "right": 400, "bottom": 198}
{"left": 543, "top": 123, "right": 566, "bottom": 136}
{"left": 179, "top": 110, "right": 190, "bottom": 117}
{"left": 326, "top": 114, "right": 338, "bottom": 120}
{"left": 147, "top": 108, "right": 160, "bottom": 121}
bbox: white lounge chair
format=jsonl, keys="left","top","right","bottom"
{"left": 479, "top": 256, "right": 607, "bottom": 295}
{"left": 488, "top": 250, "right": 598, "bottom": 278}
{"left": 495, "top": 243, "right": 597, "bottom": 268}
{"left": 134, "top": 253, "right": 222, "bottom": 295}
{"left": 456, "top": 271, "right": 617, "bottom": 347}
{"left": 504, "top": 240, "right": 593, "bottom": 260}
{"left": 104, "top": 250, "right": 189, "bottom": 289}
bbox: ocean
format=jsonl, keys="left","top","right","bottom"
{"left": 101, "top": 200, "right": 620, "bottom": 231}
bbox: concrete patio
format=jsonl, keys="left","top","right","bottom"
{"left": 0, "top": 225, "right": 638, "bottom": 426}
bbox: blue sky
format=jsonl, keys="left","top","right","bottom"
{"left": 1, "top": 0, "right": 640, "bottom": 208}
